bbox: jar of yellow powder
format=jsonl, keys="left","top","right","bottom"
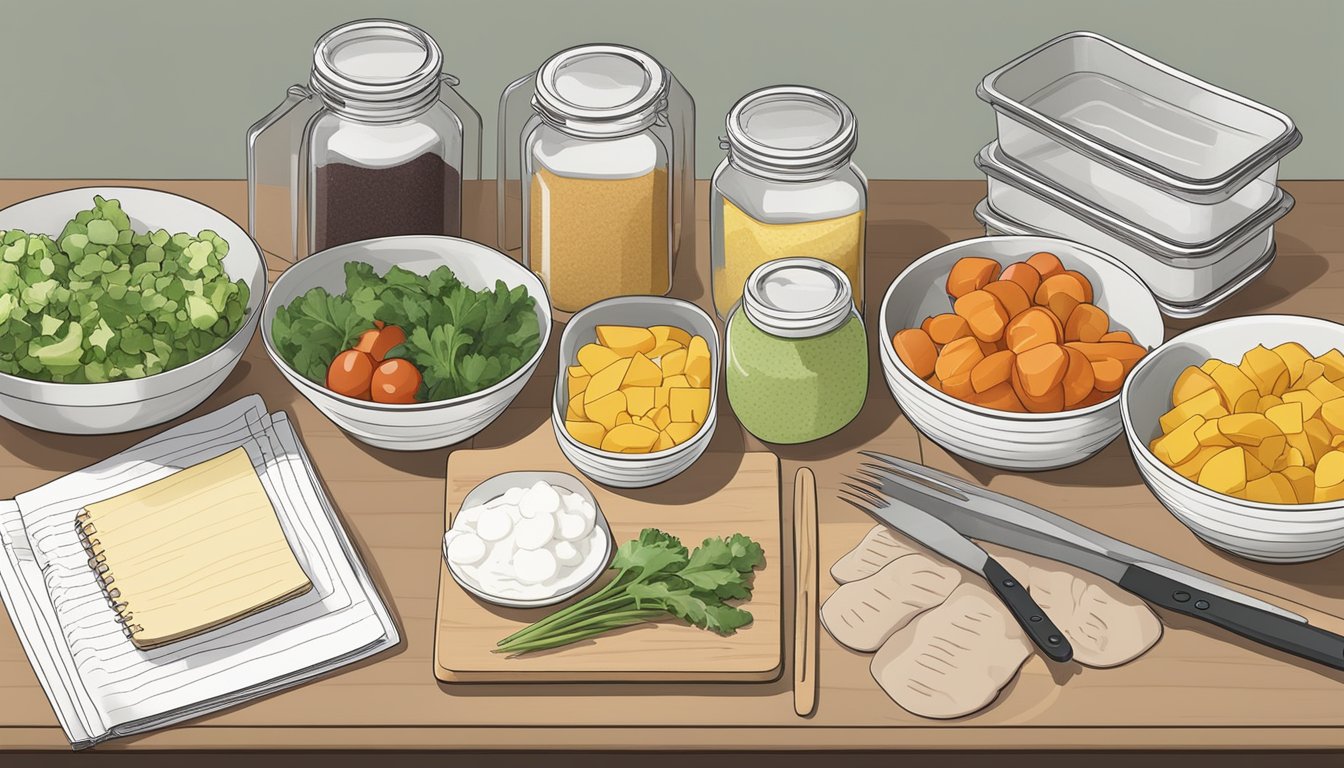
{"left": 498, "top": 45, "right": 694, "bottom": 313}
{"left": 710, "top": 86, "right": 867, "bottom": 319}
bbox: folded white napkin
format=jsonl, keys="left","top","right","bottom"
{"left": 0, "top": 395, "right": 398, "bottom": 748}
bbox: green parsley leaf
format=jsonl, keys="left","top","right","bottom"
{"left": 270, "top": 261, "right": 542, "bottom": 403}
{"left": 496, "top": 529, "right": 764, "bottom": 655}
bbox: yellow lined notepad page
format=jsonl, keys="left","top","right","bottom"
{"left": 79, "top": 447, "right": 312, "bottom": 650}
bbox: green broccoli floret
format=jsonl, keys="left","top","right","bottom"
{"left": 0, "top": 196, "right": 249, "bottom": 383}
{"left": 30, "top": 321, "right": 83, "bottom": 368}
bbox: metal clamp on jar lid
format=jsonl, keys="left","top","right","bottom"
{"left": 310, "top": 19, "right": 446, "bottom": 122}
{"left": 744, "top": 257, "right": 857, "bottom": 338}
{"left": 724, "top": 86, "right": 858, "bottom": 180}
{"left": 532, "top": 45, "right": 668, "bottom": 137}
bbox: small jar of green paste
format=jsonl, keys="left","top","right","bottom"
{"left": 726, "top": 258, "right": 868, "bottom": 444}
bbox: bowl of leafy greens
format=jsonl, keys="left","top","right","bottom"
{"left": 0, "top": 187, "right": 264, "bottom": 434}
{"left": 262, "top": 235, "right": 550, "bottom": 451}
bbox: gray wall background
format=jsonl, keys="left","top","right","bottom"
{"left": 2, "top": 0, "right": 1338, "bottom": 179}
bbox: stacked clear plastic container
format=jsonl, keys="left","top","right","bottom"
{"left": 973, "top": 31, "right": 1301, "bottom": 318}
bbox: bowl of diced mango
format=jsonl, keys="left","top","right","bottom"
{"left": 552, "top": 296, "right": 718, "bottom": 488}
{"left": 1123, "top": 314, "right": 1344, "bottom": 563}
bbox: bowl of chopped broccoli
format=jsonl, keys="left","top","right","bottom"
{"left": 0, "top": 187, "right": 264, "bottom": 434}
{"left": 261, "top": 235, "right": 552, "bottom": 451}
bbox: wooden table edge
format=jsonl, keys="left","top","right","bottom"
{"left": 6, "top": 725, "right": 1344, "bottom": 751}
{"left": 3, "top": 179, "right": 1343, "bottom": 753}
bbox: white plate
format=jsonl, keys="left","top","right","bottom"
{"left": 444, "top": 471, "right": 613, "bottom": 609}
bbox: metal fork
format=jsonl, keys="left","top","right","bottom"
{"left": 852, "top": 450, "right": 1305, "bottom": 623}
{"left": 839, "top": 472, "right": 1075, "bottom": 662}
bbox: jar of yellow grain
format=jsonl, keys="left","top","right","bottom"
{"left": 498, "top": 45, "right": 694, "bottom": 313}
{"left": 710, "top": 86, "right": 867, "bottom": 319}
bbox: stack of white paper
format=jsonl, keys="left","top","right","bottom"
{"left": 0, "top": 395, "right": 399, "bottom": 748}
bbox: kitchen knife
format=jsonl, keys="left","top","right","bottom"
{"left": 858, "top": 451, "right": 1344, "bottom": 672}
{"left": 840, "top": 478, "right": 1074, "bottom": 662}
{"left": 857, "top": 450, "right": 1304, "bottom": 622}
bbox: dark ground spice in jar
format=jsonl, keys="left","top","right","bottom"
{"left": 312, "top": 152, "right": 462, "bottom": 251}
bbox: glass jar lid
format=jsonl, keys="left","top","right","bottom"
{"left": 724, "top": 86, "right": 857, "bottom": 179}
{"left": 311, "top": 19, "right": 444, "bottom": 122}
{"left": 533, "top": 44, "right": 668, "bottom": 137}
{"left": 743, "top": 258, "right": 856, "bottom": 338}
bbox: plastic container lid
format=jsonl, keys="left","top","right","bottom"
{"left": 310, "top": 19, "right": 444, "bottom": 122}
{"left": 724, "top": 86, "right": 857, "bottom": 179}
{"left": 977, "top": 31, "right": 1301, "bottom": 202}
{"left": 533, "top": 44, "right": 667, "bottom": 137}
{"left": 743, "top": 258, "right": 855, "bottom": 338}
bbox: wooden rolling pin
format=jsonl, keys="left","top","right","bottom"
{"left": 793, "top": 467, "right": 818, "bottom": 717}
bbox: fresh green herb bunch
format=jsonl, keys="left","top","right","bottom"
{"left": 496, "top": 528, "right": 766, "bottom": 656}
{"left": 270, "top": 261, "right": 542, "bottom": 402}
{"left": 0, "top": 196, "right": 249, "bottom": 383}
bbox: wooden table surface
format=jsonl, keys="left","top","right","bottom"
{"left": 1, "top": 179, "right": 1342, "bottom": 752}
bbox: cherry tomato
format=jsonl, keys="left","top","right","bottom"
{"left": 326, "top": 349, "right": 375, "bottom": 400}
{"left": 370, "top": 358, "right": 422, "bottom": 404}
{"left": 353, "top": 328, "right": 381, "bottom": 356}
{"left": 354, "top": 324, "right": 407, "bottom": 362}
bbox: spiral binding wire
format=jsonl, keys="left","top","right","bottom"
{"left": 75, "top": 513, "right": 143, "bottom": 639}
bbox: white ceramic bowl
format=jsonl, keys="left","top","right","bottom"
{"left": 261, "top": 236, "right": 551, "bottom": 451}
{"left": 0, "top": 186, "right": 265, "bottom": 434}
{"left": 552, "top": 296, "right": 719, "bottom": 488}
{"left": 1122, "top": 315, "right": 1344, "bottom": 563}
{"left": 444, "top": 471, "right": 613, "bottom": 609}
{"left": 879, "top": 235, "right": 1165, "bottom": 471}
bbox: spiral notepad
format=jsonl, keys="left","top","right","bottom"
{"left": 75, "top": 447, "right": 312, "bottom": 650}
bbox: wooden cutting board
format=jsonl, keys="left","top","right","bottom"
{"left": 433, "top": 425, "right": 783, "bottom": 683}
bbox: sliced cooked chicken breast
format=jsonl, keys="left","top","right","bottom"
{"left": 822, "top": 553, "right": 962, "bottom": 652}
{"left": 830, "top": 524, "right": 920, "bottom": 584}
{"left": 870, "top": 582, "right": 1031, "bottom": 719}
{"left": 1024, "top": 558, "right": 1162, "bottom": 668}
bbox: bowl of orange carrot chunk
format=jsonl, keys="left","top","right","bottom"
{"left": 879, "top": 236, "right": 1164, "bottom": 470}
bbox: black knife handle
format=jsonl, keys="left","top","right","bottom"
{"left": 1118, "top": 565, "right": 1344, "bottom": 671}
{"left": 983, "top": 558, "right": 1073, "bottom": 662}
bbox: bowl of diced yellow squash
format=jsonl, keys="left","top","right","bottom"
{"left": 1122, "top": 314, "right": 1344, "bottom": 563}
{"left": 552, "top": 296, "right": 719, "bottom": 488}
